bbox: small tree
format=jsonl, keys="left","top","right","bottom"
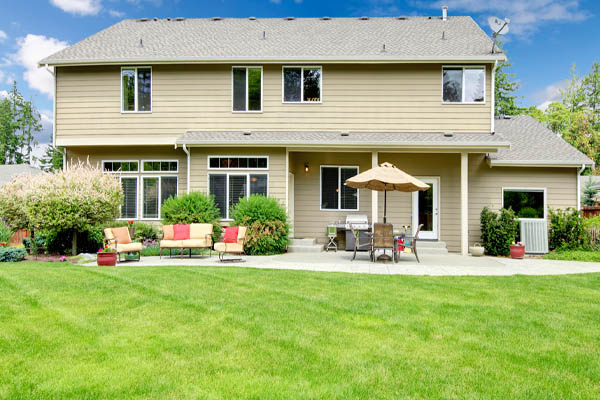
{"left": 0, "top": 174, "right": 34, "bottom": 232}
{"left": 26, "top": 162, "right": 122, "bottom": 255}
{"left": 582, "top": 179, "right": 599, "bottom": 207}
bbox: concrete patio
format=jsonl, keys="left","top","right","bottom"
{"left": 119, "top": 251, "right": 600, "bottom": 276}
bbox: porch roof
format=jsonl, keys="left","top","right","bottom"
{"left": 177, "top": 130, "right": 511, "bottom": 151}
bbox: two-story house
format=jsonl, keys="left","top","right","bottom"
{"left": 39, "top": 13, "right": 593, "bottom": 254}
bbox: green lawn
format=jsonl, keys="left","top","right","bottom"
{"left": 544, "top": 249, "right": 600, "bottom": 262}
{"left": 0, "top": 263, "right": 599, "bottom": 399}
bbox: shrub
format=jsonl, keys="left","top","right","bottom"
{"left": 133, "top": 222, "right": 160, "bottom": 242}
{"left": 161, "top": 192, "right": 222, "bottom": 242}
{"left": 549, "top": 208, "right": 588, "bottom": 250}
{"left": 0, "top": 220, "right": 11, "bottom": 244}
{"left": 0, "top": 247, "right": 27, "bottom": 262}
{"left": 0, "top": 174, "right": 34, "bottom": 231}
{"left": 480, "top": 207, "right": 519, "bottom": 256}
{"left": 22, "top": 235, "right": 46, "bottom": 250}
{"left": 230, "top": 195, "right": 289, "bottom": 255}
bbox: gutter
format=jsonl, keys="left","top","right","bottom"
{"left": 491, "top": 60, "right": 497, "bottom": 133}
{"left": 577, "top": 163, "right": 586, "bottom": 210}
{"left": 488, "top": 159, "right": 595, "bottom": 168}
{"left": 182, "top": 144, "right": 191, "bottom": 194}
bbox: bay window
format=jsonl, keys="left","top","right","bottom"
{"left": 232, "top": 66, "right": 262, "bottom": 112}
{"left": 442, "top": 66, "right": 485, "bottom": 103}
{"left": 283, "top": 66, "right": 322, "bottom": 103}
{"left": 321, "top": 166, "right": 359, "bottom": 211}
{"left": 121, "top": 67, "right": 152, "bottom": 112}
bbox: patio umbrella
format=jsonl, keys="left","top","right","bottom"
{"left": 345, "top": 162, "right": 429, "bottom": 223}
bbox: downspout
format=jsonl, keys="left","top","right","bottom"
{"left": 182, "top": 144, "right": 191, "bottom": 194}
{"left": 577, "top": 163, "right": 586, "bottom": 210}
{"left": 46, "top": 64, "right": 66, "bottom": 170}
{"left": 491, "top": 60, "right": 497, "bottom": 133}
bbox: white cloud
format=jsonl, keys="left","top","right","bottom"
{"left": 0, "top": 90, "right": 7, "bottom": 98}
{"left": 419, "top": 0, "right": 588, "bottom": 37}
{"left": 13, "top": 34, "right": 69, "bottom": 98}
{"left": 49, "top": 0, "right": 101, "bottom": 16}
{"left": 0, "top": 30, "right": 7, "bottom": 42}
{"left": 532, "top": 80, "right": 564, "bottom": 109}
{"left": 38, "top": 109, "right": 54, "bottom": 144}
{"left": 108, "top": 9, "right": 125, "bottom": 18}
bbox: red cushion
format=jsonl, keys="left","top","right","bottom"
{"left": 224, "top": 226, "right": 239, "bottom": 243}
{"left": 173, "top": 224, "right": 190, "bottom": 240}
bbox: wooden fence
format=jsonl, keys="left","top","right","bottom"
{"left": 582, "top": 206, "right": 600, "bottom": 218}
{"left": 9, "top": 229, "right": 29, "bottom": 246}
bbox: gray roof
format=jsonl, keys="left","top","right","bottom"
{"left": 491, "top": 115, "right": 593, "bottom": 166}
{"left": 0, "top": 164, "right": 44, "bottom": 187}
{"left": 39, "top": 16, "right": 505, "bottom": 66}
{"left": 177, "top": 130, "right": 510, "bottom": 149}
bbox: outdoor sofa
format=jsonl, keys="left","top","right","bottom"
{"left": 160, "top": 223, "right": 213, "bottom": 258}
{"left": 103, "top": 226, "right": 142, "bottom": 262}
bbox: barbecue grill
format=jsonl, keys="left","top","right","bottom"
{"left": 345, "top": 214, "right": 371, "bottom": 251}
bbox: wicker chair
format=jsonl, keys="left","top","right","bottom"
{"left": 372, "top": 223, "right": 395, "bottom": 262}
{"left": 397, "top": 224, "right": 423, "bottom": 263}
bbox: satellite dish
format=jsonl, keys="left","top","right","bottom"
{"left": 488, "top": 16, "right": 510, "bottom": 54}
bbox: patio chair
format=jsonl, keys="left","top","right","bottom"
{"left": 103, "top": 227, "right": 142, "bottom": 262}
{"left": 214, "top": 226, "right": 248, "bottom": 262}
{"left": 398, "top": 224, "right": 423, "bottom": 263}
{"left": 350, "top": 225, "right": 374, "bottom": 262}
{"left": 372, "top": 223, "right": 395, "bottom": 262}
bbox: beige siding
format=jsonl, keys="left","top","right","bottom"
{"left": 378, "top": 153, "right": 461, "bottom": 251}
{"left": 468, "top": 155, "right": 578, "bottom": 245}
{"left": 65, "top": 146, "right": 188, "bottom": 221}
{"left": 56, "top": 63, "right": 493, "bottom": 145}
{"left": 189, "top": 147, "right": 287, "bottom": 212}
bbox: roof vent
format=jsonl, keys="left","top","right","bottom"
{"left": 341, "top": 133, "right": 350, "bottom": 137}
{"left": 243, "top": 131, "right": 252, "bottom": 136}
{"left": 442, "top": 5, "right": 448, "bottom": 21}
{"left": 397, "top": 16, "right": 408, "bottom": 20}
{"left": 360, "top": 16, "right": 369, "bottom": 20}
{"left": 285, "top": 16, "right": 295, "bottom": 20}
{"left": 443, "top": 132, "right": 453, "bottom": 138}
{"left": 321, "top": 16, "right": 331, "bottom": 20}
{"left": 249, "top": 16, "right": 256, "bottom": 20}
{"left": 166, "top": 17, "right": 171, "bottom": 21}
{"left": 175, "top": 17, "right": 185, "bottom": 21}
{"left": 211, "top": 16, "right": 222, "bottom": 21}
{"left": 153, "top": 17, "right": 158, "bottom": 21}
{"left": 137, "top": 18, "right": 149, "bottom": 22}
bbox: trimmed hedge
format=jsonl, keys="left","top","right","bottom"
{"left": 230, "top": 195, "right": 289, "bottom": 255}
{"left": 480, "top": 207, "right": 518, "bottom": 256}
{"left": 0, "top": 247, "right": 27, "bottom": 262}
{"left": 161, "top": 192, "right": 222, "bottom": 242}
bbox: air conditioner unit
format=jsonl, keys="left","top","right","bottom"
{"left": 520, "top": 219, "right": 548, "bottom": 254}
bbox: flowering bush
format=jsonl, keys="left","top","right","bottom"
{"left": 0, "top": 173, "right": 35, "bottom": 231}
{"left": 98, "top": 245, "right": 116, "bottom": 254}
{"left": 26, "top": 162, "right": 122, "bottom": 255}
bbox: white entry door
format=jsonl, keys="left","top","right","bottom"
{"left": 412, "top": 177, "right": 439, "bottom": 240}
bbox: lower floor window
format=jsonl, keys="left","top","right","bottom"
{"left": 503, "top": 188, "right": 545, "bottom": 218}
{"left": 120, "top": 177, "right": 138, "bottom": 219}
{"left": 209, "top": 173, "right": 268, "bottom": 219}
{"left": 142, "top": 176, "right": 178, "bottom": 219}
{"left": 321, "top": 166, "right": 359, "bottom": 211}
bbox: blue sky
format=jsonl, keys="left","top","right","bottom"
{"left": 0, "top": 0, "right": 599, "bottom": 147}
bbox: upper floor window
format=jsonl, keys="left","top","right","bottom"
{"left": 121, "top": 67, "right": 152, "bottom": 112}
{"left": 232, "top": 67, "right": 262, "bottom": 112}
{"left": 283, "top": 66, "right": 322, "bottom": 103}
{"left": 442, "top": 66, "right": 485, "bottom": 104}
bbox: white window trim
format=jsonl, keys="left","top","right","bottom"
{"left": 231, "top": 66, "right": 263, "bottom": 113}
{"left": 502, "top": 187, "right": 547, "bottom": 220}
{"left": 441, "top": 65, "right": 486, "bottom": 105}
{"left": 142, "top": 175, "right": 179, "bottom": 221}
{"left": 319, "top": 165, "right": 360, "bottom": 212}
{"left": 101, "top": 160, "right": 140, "bottom": 174}
{"left": 141, "top": 159, "right": 179, "bottom": 173}
{"left": 207, "top": 155, "right": 269, "bottom": 170}
{"left": 208, "top": 172, "right": 270, "bottom": 221}
{"left": 120, "top": 66, "right": 153, "bottom": 113}
{"left": 117, "top": 176, "right": 139, "bottom": 221}
{"left": 281, "top": 66, "right": 323, "bottom": 104}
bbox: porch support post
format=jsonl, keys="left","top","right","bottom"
{"left": 460, "top": 152, "right": 469, "bottom": 256}
{"left": 371, "top": 151, "right": 378, "bottom": 224}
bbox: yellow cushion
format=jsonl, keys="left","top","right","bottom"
{"left": 160, "top": 240, "right": 183, "bottom": 248}
{"left": 112, "top": 227, "right": 131, "bottom": 245}
{"left": 237, "top": 226, "right": 247, "bottom": 242}
{"left": 104, "top": 228, "right": 115, "bottom": 240}
{"left": 215, "top": 242, "right": 244, "bottom": 253}
{"left": 181, "top": 239, "right": 211, "bottom": 248}
{"left": 189, "top": 223, "right": 213, "bottom": 239}
{"left": 162, "top": 225, "right": 174, "bottom": 240}
{"left": 117, "top": 242, "right": 142, "bottom": 253}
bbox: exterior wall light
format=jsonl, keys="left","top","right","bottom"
{"left": 304, "top": 162, "right": 310, "bottom": 172}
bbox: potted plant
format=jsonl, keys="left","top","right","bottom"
{"left": 97, "top": 245, "right": 117, "bottom": 266}
{"left": 509, "top": 241, "right": 525, "bottom": 259}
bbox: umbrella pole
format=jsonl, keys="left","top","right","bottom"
{"left": 383, "top": 189, "right": 387, "bottom": 224}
